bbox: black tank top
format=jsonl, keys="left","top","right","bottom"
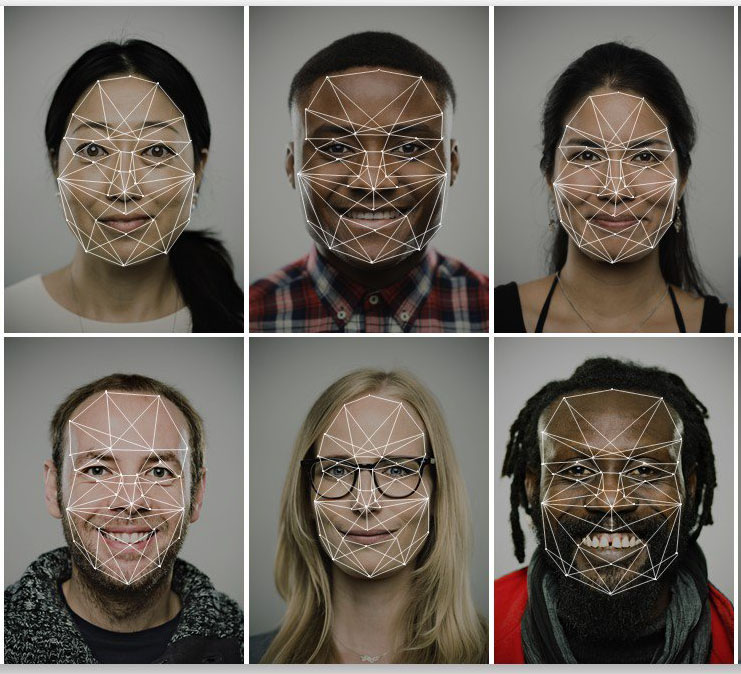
{"left": 494, "top": 279, "right": 728, "bottom": 333}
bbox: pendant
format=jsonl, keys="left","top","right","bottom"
{"left": 360, "top": 655, "right": 381, "bottom": 663}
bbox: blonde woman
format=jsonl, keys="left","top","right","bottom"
{"left": 251, "top": 369, "right": 487, "bottom": 664}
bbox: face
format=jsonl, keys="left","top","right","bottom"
{"left": 535, "top": 389, "right": 684, "bottom": 595}
{"left": 56, "top": 75, "right": 197, "bottom": 266}
{"left": 46, "top": 391, "right": 203, "bottom": 589}
{"left": 551, "top": 88, "right": 682, "bottom": 264}
{"left": 290, "top": 68, "right": 458, "bottom": 268}
{"left": 310, "top": 393, "right": 433, "bottom": 578}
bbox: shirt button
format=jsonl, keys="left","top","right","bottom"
{"left": 368, "top": 294, "right": 379, "bottom": 305}
{"left": 400, "top": 310, "right": 410, "bottom": 321}
{"left": 337, "top": 310, "right": 347, "bottom": 320}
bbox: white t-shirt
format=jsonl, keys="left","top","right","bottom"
{"left": 5, "top": 275, "right": 192, "bottom": 333}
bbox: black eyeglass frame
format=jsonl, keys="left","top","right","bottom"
{"left": 301, "top": 456, "right": 436, "bottom": 500}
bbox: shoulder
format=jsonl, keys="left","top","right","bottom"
{"left": 5, "top": 274, "right": 72, "bottom": 332}
{"left": 495, "top": 275, "right": 555, "bottom": 332}
{"left": 249, "top": 255, "right": 311, "bottom": 298}
{"left": 249, "top": 628, "right": 278, "bottom": 663}
{"left": 494, "top": 568, "right": 528, "bottom": 664}
{"left": 670, "top": 287, "right": 730, "bottom": 333}
{"left": 707, "top": 582, "right": 734, "bottom": 663}
{"left": 434, "top": 251, "right": 488, "bottom": 287}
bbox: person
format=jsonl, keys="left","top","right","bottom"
{"left": 495, "top": 357, "right": 733, "bottom": 663}
{"left": 249, "top": 32, "right": 488, "bottom": 332}
{"left": 5, "top": 374, "right": 243, "bottom": 664}
{"left": 494, "top": 42, "right": 732, "bottom": 333}
{"left": 250, "top": 369, "right": 487, "bottom": 663}
{"left": 5, "top": 40, "right": 243, "bottom": 333}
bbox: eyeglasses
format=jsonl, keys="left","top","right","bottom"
{"left": 301, "top": 456, "right": 435, "bottom": 499}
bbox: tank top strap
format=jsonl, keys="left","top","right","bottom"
{"left": 667, "top": 286, "right": 686, "bottom": 333}
{"left": 535, "top": 275, "right": 559, "bottom": 333}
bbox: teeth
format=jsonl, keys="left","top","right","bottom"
{"left": 101, "top": 530, "right": 153, "bottom": 545}
{"left": 580, "top": 533, "right": 642, "bottom": 550}
{"left": 347, "top": 209, "right": 403, "bottom": 220}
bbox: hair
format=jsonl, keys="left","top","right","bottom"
{"left": 541, "top": 41, "right": 709, "bottom": 295}
{"left": 288, "top": 31, "right": 456, "bottom": 111}
{"left": 45, "top": 39, "right": 243, "bottom": 332}
{"left": 262, "top": 369, "right": 486, "bottom": 664}
{"left": 50, "top": 373, "right": 205, "bottom": 509}
{"left": 501, "top": 357, "right": 717, "bottom": 565}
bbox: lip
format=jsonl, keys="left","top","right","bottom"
{"left": 97, "top": 215, "right": 152, "bottom": 234}
{"left": 338, "top": 528, "right": 397, "bottom": 545}
{"left": 98, "top": 527, "right": 157, "bottom": 550}
{"left": 588, "top": 215, "right": 642, "bottom": 231}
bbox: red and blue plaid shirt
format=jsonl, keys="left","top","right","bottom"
{"left": 249, "top": 247, "right": 488, "bottom": 332}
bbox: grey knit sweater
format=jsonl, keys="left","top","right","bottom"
{"left": 5, "top": 547, "right": 243, "bottom": 664}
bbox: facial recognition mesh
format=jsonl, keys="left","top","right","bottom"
{"left": 312, "top": 394, "right": 431, "bottom": 577}
{"left": 540, "top": 389, "right": 682, "bottom": 595}
{"left": 57, "top": 76, "right": 196, "bottom": 266}
{"left": 298, "top": 69, "right": 448, "bottom": 265}
{"left": 553, "top": 92, "right": 678, "bottom": 263}
{"left": 66, "top": 391, "right": 189, "bottom": 585}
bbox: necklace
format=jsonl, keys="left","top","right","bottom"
{"left": 556, "top": 272, "right": 670, "bottom": 333}
{"left": 69, "top": 267, "right": 180, "bottom": 333}
{"left": 334, "top": 636, "right": 391, "bottom": 664}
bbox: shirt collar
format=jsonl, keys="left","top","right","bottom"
{"left": 307, "top": 246, "right": 438, "bottom": 329}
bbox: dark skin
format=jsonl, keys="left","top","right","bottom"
{"left": 525, "top": 390, "right": 697, "bottom": 619}
{"left": 286, "top": 67, "right": 460, "bottom": 289}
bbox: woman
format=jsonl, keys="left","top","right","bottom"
{"left": 495, "top": 42, "right": 732, "bottom": 333}
{"left": 5, "top": 40, "right": 243, "bottom": 332}
{"left": 251, "top": 369, "right": 487, "bottom": 664}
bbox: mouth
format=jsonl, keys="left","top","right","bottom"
{"left": 588, "top": 215, "right": 642, "bottom": 231}
{"left": 99, "top": 528, "right": 156, "bottom": 550}
{"left": 338, "top": 528, "right": 397, "bottom": 545}
{"left": 97, "top": 216, "right": 152, "bottom": 234}
{"left": 577, "top": 531, "right": 645, "bottom": 562}
{"left": 340, "top": 207, "right": 410, "bottom": 230}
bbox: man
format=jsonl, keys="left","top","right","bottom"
{"left": 5, "top": 374, "right": 243, "bottom": 664}
{"left": 249, "top": 31, "right": 488, "bottom": 332}
{"left": 495, "top": 357, "right": 733, "bottom": 664}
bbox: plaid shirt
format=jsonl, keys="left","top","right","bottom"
{"left": 249, "top": 247, "right": 488, "bottom": 332}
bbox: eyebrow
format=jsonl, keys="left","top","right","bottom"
{"left": 72, "top": 449, "right": 185, "bottom": 467}
{"left": 71, "top": 120, "right": 181, "bottom": 136}
{"left": 561, "top": 136, "right": 670, "bottom": 150}
{"left": 307, "top": 122, "right": 440, "bottom": 140}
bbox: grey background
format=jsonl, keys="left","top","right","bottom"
{"left": 5, "top": 337, "right": 244, "bottom": 607}
{"left": 494, "top": 337, "right": 733, "bottom": 601}
{"left": 249, "top": 337, "right": 488, "bottom": 633}
{"left": 494, "top": 7, "right": 734, "bottom": 305}
{"left": 5, "top": 7, "right": 244, "bottom": 287}
{"left": 249, "top": 6, "right": 488, "bottom": 282}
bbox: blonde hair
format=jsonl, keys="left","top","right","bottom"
{"left": 262, "top": 369, "right": 487, "bottom": 663}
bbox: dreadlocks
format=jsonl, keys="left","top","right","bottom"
{"left": 502, "top": 357, "right": 717, "bottom": 564}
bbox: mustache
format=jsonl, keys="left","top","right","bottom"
{"left": 547, "top": 512, "right": 675, "bottom": 543}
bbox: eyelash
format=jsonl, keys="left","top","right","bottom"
{"left": 570, "top": 149, "right": 662, "bottom": 163}
{"left": 73, "top": 143, "right": 175, "bottom": 161}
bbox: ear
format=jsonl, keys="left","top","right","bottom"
{"left": 189, "top": 468, "right": 207, "bottom": 524}
{"left": 285, "top": 142, "right": 296, "bottom": 189}
{"left": 43, "top": 459, "right": 63, "bottom": 520}
{"left": 194, "top": 149, "right": 209, "bottom": 192}
{"left": 677, "top": 176, "right": 687, "bottom": 201}
{"left": 685, "top": 464, "right": 697, "bottom": 503}
{"left": 524, "top": 466, "right": 539, "bottom": 510}
{"left": 449, "top": 139, "right": 460, "bottom": 186}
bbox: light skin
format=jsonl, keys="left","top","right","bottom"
{"left": 287, "top": 67, "right": 460, "bottom": 289}
{"left": 43, "top": 74, "right": 208, "bottom": 323}
{"left": 43, "top": 393, "right": 206, "bottom": 632}
{"left": 311, "top": 393, "right": 433, "bottom": 662}
{"left": 525, "top": 390, "right": 695, "bottom": 613}
{"left": 517, "top": 86, "right": 733, "bottom": 332}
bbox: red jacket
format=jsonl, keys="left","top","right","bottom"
{"left": 495, "top": 568, "right": 734, "bottom": 664}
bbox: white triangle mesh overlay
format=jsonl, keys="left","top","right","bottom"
{"left": 297, "top": 69, "right": 448, "bottom": 265}
{"left": 540, "top": 389, "right": 683, "bottom": 595}
{"left": 553, "top": 92, "right": 678, "bottom": 263}
{"left": 65, "top": 391, "right": 189, "bottom": 585}
{"left": 57, "top": 75, "right": 196, "bottom": 266}
{"left": 313, "top": 394, "right": 431, "bottom": 577}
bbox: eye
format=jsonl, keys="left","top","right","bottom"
{"left": 561, "top": 464, "right": 595, "bottom": 478}
{"left": 148, "top": 465, "right": 175, "bottom": 479}
{"left": 390, "top": 141, "right": 425, "bottom": 157}
{"left": 381, "top": 463, "right": 416, "bottom": 478}
{"left": 325, "top": 464, "right": 351, "bottom": 479}
{"left": 76, "top": 143, "right": 109, "bottom": 159}
{"left": 142, "top": 144, "right": 175, "bottom": 160}
{"left": 321, "top": 141, "right": 354, "bottom": 156}
{"left": 572, "top": 149, "right": 602, "bottom": 162}
{"left": 82, "top": 465, "right": 109, "bottom": 477}
{"left": 632, "top": 150, "right": 660, "bottom": 163}
{"left": 626, "top": 464, "right": 661, "bottom": 479}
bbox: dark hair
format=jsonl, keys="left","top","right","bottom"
{"left": 45, "top": 40, "right": 243, "bottom": 332}
{"left": 541, "top": 42, "right": 708, "bottom": 295}
{"left": 50, "top": 373, "right": 205, "bottom": 509}
{"left": 288, "top": 31, "right": 456, "bottom": 110}
{"left": 501, "top": 357, "right": 716, "bottom": 564}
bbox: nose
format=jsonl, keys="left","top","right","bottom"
{"left": 584, "top": 470, "right": 638, "bottom": 520}
{"left": 347, "top": 150, "right": 399, "bottom": 192}
{"left": 106, "top": 150, "right": 144, "bottom": 201}
{"left": 597, "top": 157, "right": 635, "bottom": 203}
{"left": 350, "top": 468, "right": 381, "bottom": 515}
{"left": 108, "top": 475, "right": 150, "bottom": 516}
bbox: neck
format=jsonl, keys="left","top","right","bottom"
{"left": 331, "top": 566, "right": 413, "bottom": 662}
{"left": 62, "top": 563, "right": 180, "bottom": 632}
{"left": 319, "top": 246, "right": 426, "bottom": 289}
{"left": 66, "top": 250, "right": 180, "bottom": 322}
{"left": 559, "top": 244, "right": 667, "bottom": 318}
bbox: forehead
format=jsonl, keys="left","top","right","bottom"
{"left": 68, "top": 75, "right": 187, "bottom": 136}
{"left": 68, "top": 390, "right": 189, "bottom": 456}
{"left": 561, "top": 89, "right": 671, "bottom": 147}
{"left": 541, "top": 389, "right": 680, "bottom": 461}
{"left": 301, "top": 67, "right": 444, "bottom": 132}
{"left": 318, "top": 393, "right": 426, "bottom": 459}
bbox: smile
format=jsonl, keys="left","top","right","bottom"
{"left": 100, "top": 529, "right": 155, "bottom": 545}
{"left": 579, "top": 532, "right": 643, "bottom": 549}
